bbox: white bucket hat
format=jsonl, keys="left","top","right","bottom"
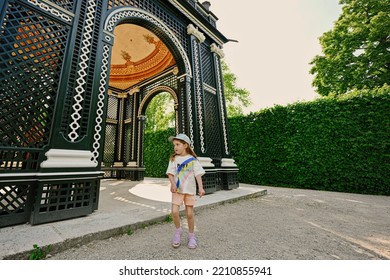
{"left": 168, "top": 133, "right": 192, "bottom": 145}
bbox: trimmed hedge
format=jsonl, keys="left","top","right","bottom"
{"left": 144, "top": 128, "right": 175, "bottom": 177}
{"left": 143, "top": 87, "right": 389, "bottom": 195}
{"left": 229, "top": 86, "right": 390, "bottom": 195}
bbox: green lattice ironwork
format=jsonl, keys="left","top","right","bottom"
{"left": 205, "top": 90, "right": 222, "bottom": 159}
{"left": 31, "top": 179, "right": 100, "bottom": 224}
{"left": 0, "top": 2, "right": 68, "bottom": 150}
{"left": 0, "top": 182, "right": 35, "bottom": 227}
{"left": 0, "top": 0, "right": 236, "bottom": 228}
{"left": 0, "top": 0, "right": 70, "bottom": 173}
{"left": 201, "top": 43, "right": 215, "bottom": 87}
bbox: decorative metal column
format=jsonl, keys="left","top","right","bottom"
{"left": 186, "top": 23, "right": 219, "bottom": 193}
{"left": 113, "top": 93, "right": 126, "bottom": 166}
{"left": 174, "top": 72, "right": 196, "bottom": 149}
{"left": 127, "top": 87, "right": 140, "bottom": 169}
{"left": 137, "top": 115, "right": 147, "bottom": 168}
{"left": 212, "top": 43, "right": 239, "bottom": 189}
{"left": 187, "top": 24, "right": 206, "bottom": 155}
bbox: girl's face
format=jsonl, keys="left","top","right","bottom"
{"left": 173, "top": 140, "right": 188, "bottom": 156}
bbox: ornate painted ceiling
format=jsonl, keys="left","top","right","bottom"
{"left": 109, "top": 24, "right": 176, "bottom": 91}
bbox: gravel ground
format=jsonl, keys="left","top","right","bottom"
{"left": 49, "top": 186, "right": 390, "bottom": 260}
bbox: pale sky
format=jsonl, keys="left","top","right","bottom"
{"left": 208, "top": 0, "right": 342, "bottom": 113}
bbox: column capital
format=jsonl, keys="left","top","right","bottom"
{"left": 210, "top": 43, "right": 225, "bottom": 58}
{"left": 117, "top": 92, "right": 128, "bottom": 98}
{"left": 187, "top": 24, "right": 205, "bottom": 43}
{"left": 129, "top": 87, "right": 140, "bottom": 95}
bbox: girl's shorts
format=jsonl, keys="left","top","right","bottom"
{"left": 172, "top": 192, "right": 196, "bottom": 206}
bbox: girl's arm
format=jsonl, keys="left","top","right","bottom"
{"left": 168, "top": 174, "right": 176, "bottom": 193}
{"left": 196, "top": 175, "right": 205, "bottom": 197}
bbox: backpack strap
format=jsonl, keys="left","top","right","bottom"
{"left": 176, "top": 157, "right": 196, "bottom": 188}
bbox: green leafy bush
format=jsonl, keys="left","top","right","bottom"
{"left": 144, "top": 87, "right": 389, "bottom": 195}
{"left": 229, "top": 86, "right": 390, "bottom": 195}
{"left": 144, "top": 128, "right": 175, "bottom": 177}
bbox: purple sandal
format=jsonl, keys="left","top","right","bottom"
{"left": 172, "top": 228, "right": 182, "bottom": 248}
{"left": 187, "top": 233, "right": 197, "bottom": 249}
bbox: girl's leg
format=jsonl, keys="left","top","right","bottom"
{"left": 185, "top": 206, "right": 194, "bottom": 233}
{"left": 171, "top": 204, "right": 182, "bottom": 248}
{"left": 171, "top": 204, "right": 181, "bottom": 229}
{"left": 185, "top": 206, "right": 198, "bottom": 249}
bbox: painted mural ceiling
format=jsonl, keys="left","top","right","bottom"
{"left": 109, "top": 24, "right": 175, "bottom": 91}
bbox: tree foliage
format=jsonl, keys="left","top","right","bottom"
{"left": 310, "top": 0, "right": 390, "bottom": 96}
{"left": 145, "top": 92, "right": 175, "bottom": 133}
{"left": 221, "top": 60, "right": 252, "bottom": 116}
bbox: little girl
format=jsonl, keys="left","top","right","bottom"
{"left": 166, "top": 133, "right": 205, "bottom": 249}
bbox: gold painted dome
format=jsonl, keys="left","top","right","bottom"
{"left": 109, "top": 24, "right": 175, "bottom": 90}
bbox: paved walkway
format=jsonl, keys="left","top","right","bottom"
{"left": 49, "top": 183, "right": 390, "bottom": 260}
{"left": 0, "top": 178, "right": 266, "bottom": 259}
{"left": 1, "top": 178, "right": 390, "bottom": 260}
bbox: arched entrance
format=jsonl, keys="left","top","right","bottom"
{"left": 142, "top": 88, "right": 178, "bottom": 134}
{"left": 99, "top": 11, "right": 187, "bottom": 180}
